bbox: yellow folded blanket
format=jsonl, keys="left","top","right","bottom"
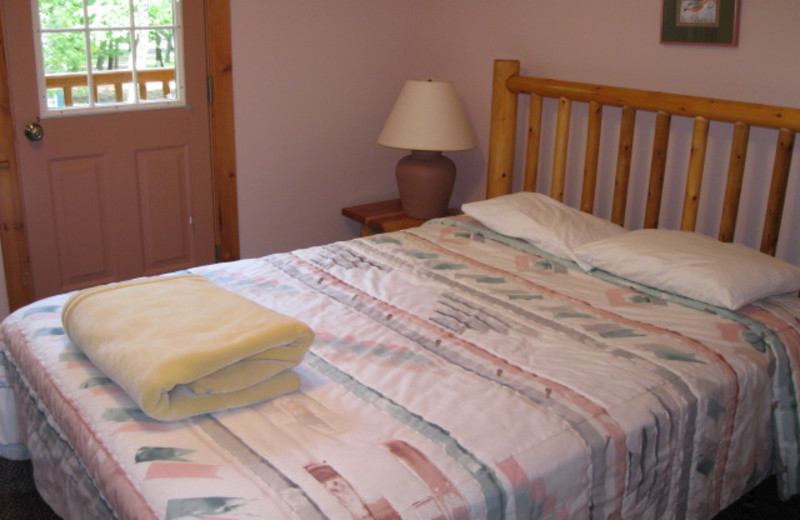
{"left": 61, "top": 274, "right": 314, "bottom": 420}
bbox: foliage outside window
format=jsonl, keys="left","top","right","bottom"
{"left": 34, "top": 0, "right": 184, "bottom": 116}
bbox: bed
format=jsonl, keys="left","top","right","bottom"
{"left": 1, "top": 59, "right": 799, "bottom": 519}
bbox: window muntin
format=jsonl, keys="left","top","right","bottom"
{"left": 34, "top": 0, "right": 185, "bottom": 116}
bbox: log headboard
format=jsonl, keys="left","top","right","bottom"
{"left": 486, "top": 59, "right": 800, "bottom": 257}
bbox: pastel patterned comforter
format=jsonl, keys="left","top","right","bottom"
{"left": 2, "top": 217, "right": 800, "bottom": 520}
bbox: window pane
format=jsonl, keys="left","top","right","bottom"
{"left": 95, "top": 83, "right": 134, "bottom": 105}
{"left": 136, "top": 29, "right": 176, "bottom": 69}
{"left": 71, "top": 85, "right": 91, "bottom": 108}
{"left": 134, "top": 0, "right": 175, "bottom": 27}
{"left": 87, "top": 0, "right": 130, "bottom": 28}
{"left": 42, "top": 32, "right": 88, "bottom": 74}
{"left": 136, "top": 28, "right": 177, "bottom": 103}
{"left": 39, "top": 0, "right": 85, "bottom": 29}
{"left": 36, "top": 0, "right": 183, "bottom": 114}
{"left": 46, "top": 89, "right": 64, "bottom": 109}
{"left": 140, "top": 78, "right": 175, "bottom": 102}
{"left": 90, "top": 30, "right": 131, "bottom": 71}
{"left": 90, "top": 30, "right": 132, "bottom": 105}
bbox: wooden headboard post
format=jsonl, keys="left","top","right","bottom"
{"left": 486, "top": 59, "right": 520, "bottom": 199}
{"left": 484, "top": 58, "right": 800, "bottom": 256}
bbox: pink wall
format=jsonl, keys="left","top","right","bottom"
{"left": 231, "top": 1, "right": 414, "bottom": 258}
{"left": 231, "top": 1, "right": 800, "bottom": 263}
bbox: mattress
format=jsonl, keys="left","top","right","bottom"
{"left": 0, "top": 355, "right": 28, "bottom": 461}
{"left": 2, "top": 217, "right": 800, "bottom": 519}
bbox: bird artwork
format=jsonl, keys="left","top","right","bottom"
{"left": 679, "top": 0, "right": 719, "bottom": 25}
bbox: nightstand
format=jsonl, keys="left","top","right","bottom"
{"left": 341, "top": 199, "right": 457, "bottom": 237}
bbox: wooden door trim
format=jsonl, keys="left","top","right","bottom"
{"left": 0, "top": 1, "right": 239, "bottom": 311}
{"left": 0, "top": 5, "right": 34, "bottom": 310}
{"left": 206, "top": 0, "right": 240, "bottom": 263}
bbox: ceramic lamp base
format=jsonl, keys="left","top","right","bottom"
{"left": 395, "top": 150, "right": 456, "bottom": 219}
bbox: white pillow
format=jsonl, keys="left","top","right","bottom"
{"left": 574, "top": 229, "right": 800, "bottom": 310}
{"left": 461, "top": 192, "right": 625, "bottom": 261}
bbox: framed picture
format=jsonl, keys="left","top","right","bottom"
{"left": 661, "top": 0, "right": 740, "bottom": 46}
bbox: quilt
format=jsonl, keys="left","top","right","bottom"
{"left": 2, "top": 217, "right": 800, "bottom": 520}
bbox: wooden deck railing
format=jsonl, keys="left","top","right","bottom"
{"left": 45, "top": 68, "right": 175, "bottom": 106}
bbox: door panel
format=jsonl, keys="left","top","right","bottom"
{"left": 137, "top": 145, "right": 193, "bottom": 273}
{"left": 2, "top": 0, "right": 215, "bottom": 299}
{"left": 49, "top": 155, "right": 114, "bottom": 290}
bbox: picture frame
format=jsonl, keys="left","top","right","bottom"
{"left": 661, "top": 0, "right": 740, "bottom": 46}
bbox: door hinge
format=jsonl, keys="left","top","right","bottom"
{"left": 207, "top": 76, "right": 214, "bottom": 104}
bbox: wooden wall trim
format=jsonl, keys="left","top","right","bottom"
{"left": 206, "top": 0, "right": 240, "bottom": 263}
{"left": 0, "top": 6, "right": 35, "bottom": 311}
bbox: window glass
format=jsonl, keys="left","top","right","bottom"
{"left": 135, "top": 28, "right": 178, "bottom": 102}
{"left": 38, "top": 0, "right": 85, "bottom": 30}
{"left": 87, "top": 0, "right": 131, "bottom": 28}
{"left": 134, "top": 0, "right": 175, "bottom": 26}
{"left": 34, "top": 0, "right": 184, "bottom": 116}
{"left": 42, "top": 32, "right": 88, "bottom": 75}
{"left": 90, "top": 30, "right": 131, "bottom": 72}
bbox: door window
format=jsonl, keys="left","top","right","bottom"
{"left": 34, "top": 0, "right": 185, "bottom": 116}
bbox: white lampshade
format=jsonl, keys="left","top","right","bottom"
{"left": 378, "top": 80, "right": 476, "bottom": 152}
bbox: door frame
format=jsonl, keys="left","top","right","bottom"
{"left": 0, "top": 0, "right": 239, "bottom": 312}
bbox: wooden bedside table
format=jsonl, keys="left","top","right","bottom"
{"left": 342, "top": 199, "right": 457, "bottom": 237}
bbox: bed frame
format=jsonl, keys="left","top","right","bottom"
{"left": 4, "top": 58, "right": 800, "bottom": 520}
{"left": 486, "top": 59, "right": 800, "bottom": 257}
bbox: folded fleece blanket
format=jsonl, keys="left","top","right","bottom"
{"left": 61, "top": 274, "right": 314, "bottom": 420}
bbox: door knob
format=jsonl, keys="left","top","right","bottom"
{"left": 24, "top": 121, "right": 44, "bottom": 141}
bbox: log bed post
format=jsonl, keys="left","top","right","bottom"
{"left": 718, "top": 122, "right": 750, "bottom": 242}
{"left": 680, "top": 117, "right": 710, "bottom": 231}
{"left": 580, "top": 101, "right": 603, "bottom": 213}
{"left": 643, "top": 112, "right": 672, "bottom": 229}
{"left": 551, "top": 97, "right": 572, "bottom": 202}
{"left": 486, "top": 60, "right": 520, "bottom": 198}
{"left": 485, "top": 59, "right": 800, "bottom": 257}
{"left": 523, "top": 94, "right": 543, "bottom": 193}
{"left": 761, "top": 129, "right": 796, "bottom": 256}
{"left": 611, "top": 107, "right": 637, "bottom": 226}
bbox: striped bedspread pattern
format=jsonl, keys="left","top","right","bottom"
{"left": 2, "top": 217, "right": 800, "bottom": 519}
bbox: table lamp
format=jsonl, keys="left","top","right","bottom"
{"left": 378, "top": 79, "right": 475, "bottom": 219}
